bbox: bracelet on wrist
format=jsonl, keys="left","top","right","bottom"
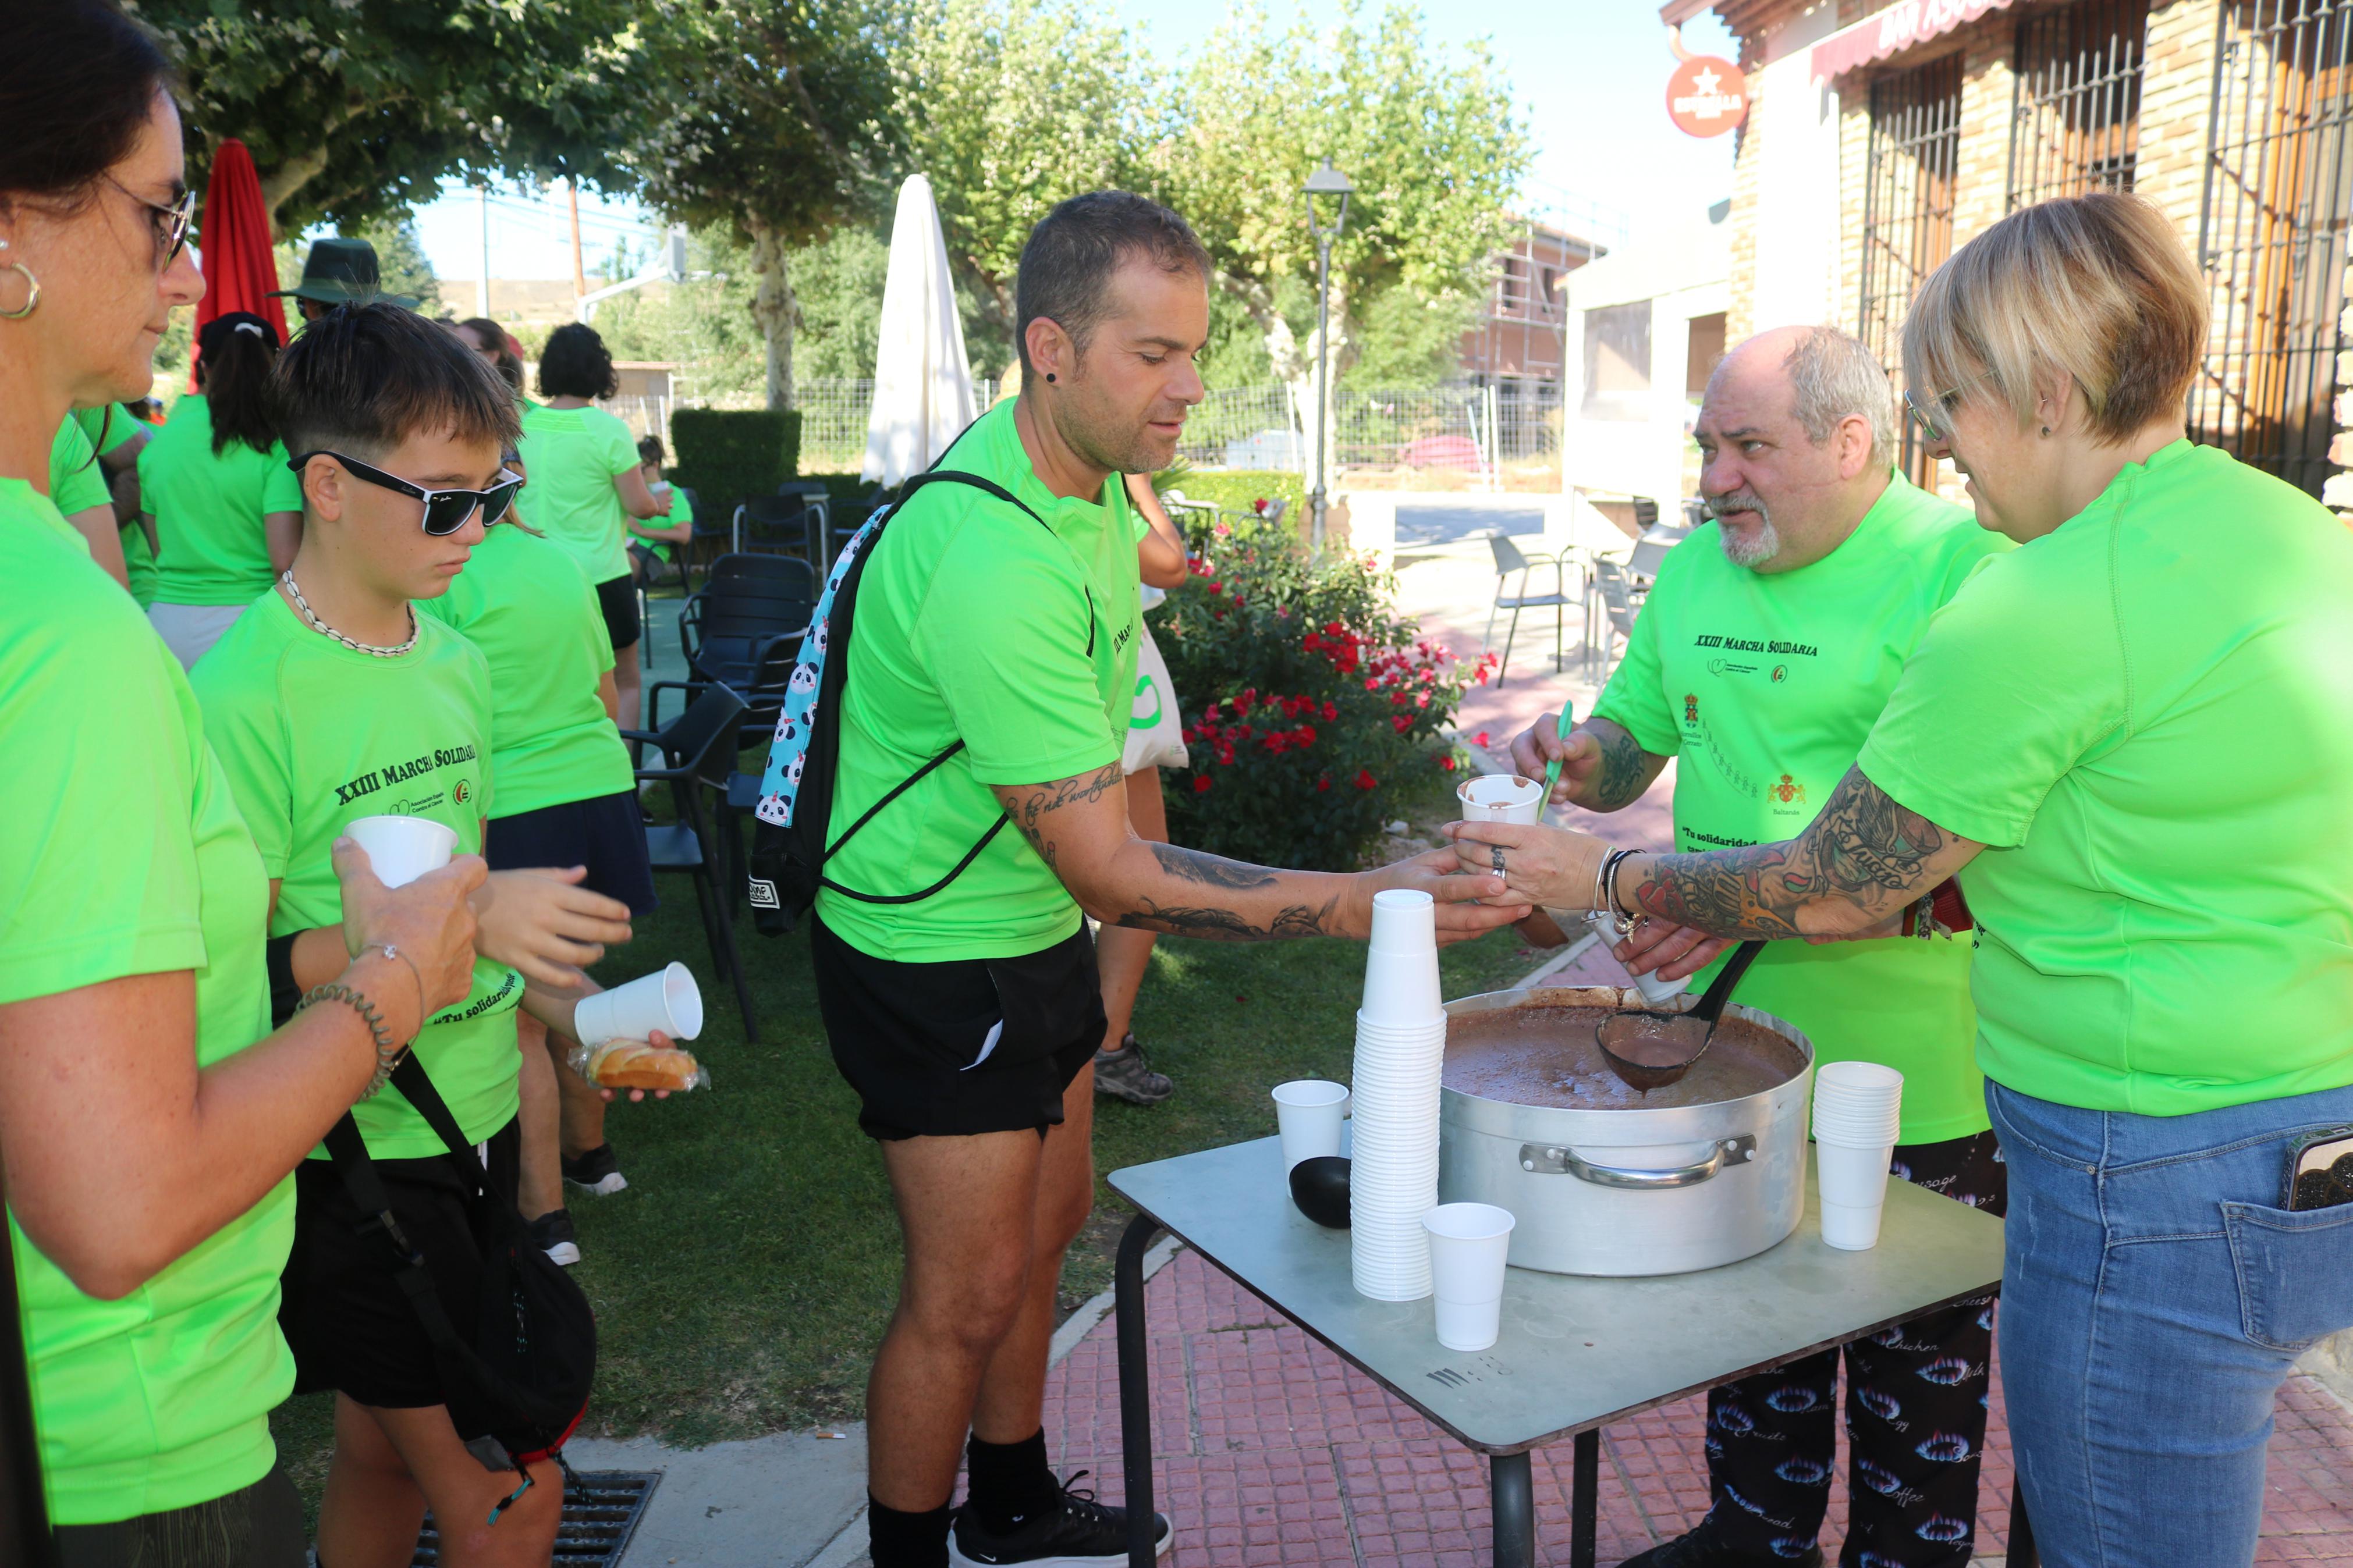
{"left": 1601, "top": 848, "right": 1639, "bottom": 933}
{"left": 1587, "top": 842, "right": 1616, "bottom": 917}
{"left": 297, "top": 982, "right": 407, "bottom": 1099}
{"left": 354, "top": 943, "right": 427, "bottom": 1031}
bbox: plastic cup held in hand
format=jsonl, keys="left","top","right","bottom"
{"left": 1816, "top": 1140, "right": 1894, "bottom": 1251}
{"left": 572, "top": 962, "right": 705, "bottom": 1049}
{"left": 1457, "top": 773, "right": 1543, "bottom": 826}
{"left": 1273, "top": 1080, "right": 1351, "bottom": 1172}
{"left": 345, "top": 814, "right": 459, "bottom": 890}
{"left": 1422, "top": 1203, "right": 1515, "bottom": 1350}
{"left": 1583, "top": 912, "right": 1691, "bottom": 1008}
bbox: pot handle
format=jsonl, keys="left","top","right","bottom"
{"left": 1519, "top": 1135, "right": 1756, "bottom": 1190}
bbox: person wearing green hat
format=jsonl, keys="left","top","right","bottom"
{"left": 272, "top": 235, "right": 417, "bottom": 323}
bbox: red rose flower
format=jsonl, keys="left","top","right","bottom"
{"left": 1193, "top": 775, "right": 1212, "bottom": 794}
{"left": 1316, "top": 776, "right": 1332, "bottom": 792}
{"left": 1354, "top": 769, "right": 1378, "bottom": 790}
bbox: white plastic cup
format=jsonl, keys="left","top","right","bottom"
{"left": 1457, "top": 773, "right": 1544, "bottom": 826}
{"left": 1367, "top": 888, "right": 1438, "bottom": 953}
{"left": 345, "top": 814, "right": 459, "bottom": 890}
{"left": 1816, "top": 1140, "right": 1893, "bottom": 1251}
{"left": 572, "top": 962, "right": 705, "bottom": 1048}
{"left": 1422, "top": 1203, "right": 1515, "bottom": 1350}
{"left": 1273, "top": 1080, "right": 1351, "bottom": 1171}
{"left": 1360, "top": 948, "right": 1442, "bottom": 1025}
{"left": 1813, "top": 1061, "right": 1904, "bottom": 1147}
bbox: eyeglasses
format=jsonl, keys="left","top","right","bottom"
{"left": 1902, "top": 373, "right": 1988, "bottom": 445}
{"left": 108, "top": 177, "right": 196, "bottom": 266}
{"left": 288, "top": 451, "right": 523, "bottom": 536}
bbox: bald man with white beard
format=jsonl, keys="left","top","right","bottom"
{"left": 1510, "top": 326, "right": 2016, "bottom": 1568}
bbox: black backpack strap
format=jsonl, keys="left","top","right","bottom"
{"left": 320, "top": 1110, "right": 491, "bottom": 1362}
{"left": 386, "top": 1053, "right": 491, "bottom": 1189}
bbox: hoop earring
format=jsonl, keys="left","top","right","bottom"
{"left": 0, "top": 262, "right": 38, "bottom": 320}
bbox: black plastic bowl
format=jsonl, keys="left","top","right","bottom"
{"left": 1289, "top": 1155, "right": 1353, "bottom": 1229}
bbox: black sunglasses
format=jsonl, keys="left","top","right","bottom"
{"left": 109, "top": 176, "right": 196, "bottom": 266}
{"left": 288, "top": 450, "right": 523, "bottom": 536}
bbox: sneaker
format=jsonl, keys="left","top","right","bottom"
{"left": 1091, "top": 1036, "right": 1173, "bottom": 1106}
{"left": 947, "top": 1470, "right": 1172, "bottom": 1566}
{"left": 528, "top": 1208, "right": 581, "bottom": 1268}
{"left": 1616, "top": 1519, "right": 1822, "bottom": 1568}
{"left": 562, "top": 1143, "right": 629, "bottom": 1196}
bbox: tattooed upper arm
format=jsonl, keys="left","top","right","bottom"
{"left": 1585, "top": 719, "right": 1667, "bottom": 811}
{"left": 1627, "top": 766, "right": 1980, "bottom": 940}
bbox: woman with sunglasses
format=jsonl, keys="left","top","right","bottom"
{"left": 139, "top": 308, "right": 304, "bottom": 669}
{"left": 0, "top": 5, "right": 487, "bottom": 1559}
{"left": 1464, "top": 193, "right": 2353, "bottom": 1568}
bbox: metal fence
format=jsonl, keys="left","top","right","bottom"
{"left": 2008, "top": 0, "right": 2151, "bottom": 207}
{"left": 2191, "top": 0, "right": 2353, "bottom": 497}
{"left": 1173, "top": 382, "right": 1561, "bottom": 479}
{"left": 1858, "top": 54, "right": 1964, "bottom": 488}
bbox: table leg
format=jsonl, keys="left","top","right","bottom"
{"left": 1116, "top": 1214, "right": 1165, "bottom": 1568}
{"left": 1572, "top": 1428, "right": 1600, "bottom": 1568}
{"left": 2007, "top": 1483, "right": 2039, "bottom": 1568}
{"left": 1491, "top": 1450, "right": 1535, "bottom": 1568}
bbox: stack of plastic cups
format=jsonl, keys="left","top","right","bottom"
{"left": 1812, "top": 1061, "right": 1904, "bottom": 1250}
{"left": 1351, "top": 889, "right": 1448, "bottom": 1301}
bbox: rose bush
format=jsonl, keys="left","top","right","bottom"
{"left": 1154, "top": 510, "right": 1495, "bottom": 869}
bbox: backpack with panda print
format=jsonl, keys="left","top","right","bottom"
{"left": 747, "top": 467, "right": 1049, "bottom": 936}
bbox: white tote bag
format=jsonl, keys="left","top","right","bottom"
{"left": 1122, "top": 616, "right": 1190, "bottom": 774}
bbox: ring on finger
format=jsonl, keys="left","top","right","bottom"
{"left": 1488, "top": 843, "right": 1507, "bottom": 874}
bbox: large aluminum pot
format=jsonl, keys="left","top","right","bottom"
{"left": 1437, "top": 985, "right": 1813, "bottom": 1277}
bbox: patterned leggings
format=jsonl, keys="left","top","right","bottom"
{"left": 1701, "top": 1130, "right": 2008, "bottom": 1567}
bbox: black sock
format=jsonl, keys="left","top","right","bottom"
{"left": 965, "top": 1428, "right": 1057, "bottom": 1534}
{"left": 868, "top": 1494, "right": 953, "bottom": 1568}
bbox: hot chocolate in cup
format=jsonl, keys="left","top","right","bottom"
{"left": 1457, "top": 773, "right": 1544, "bottom": 826}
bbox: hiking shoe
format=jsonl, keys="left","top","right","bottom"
{"left": 947, "top": 1470, "right": 1171, "bottom": 1566}
{"left": 562, "top": 1143, "right": 629, "bottom": 1196}
{"left": 1616, "top": 1519, "right": 1823, "bottom": 1568}
{"left": 528, "top": 1208, "right": 581, "bottom": 1268}
{"left": 1092, "top": 1036, "right": 1173, "bottom": 1106}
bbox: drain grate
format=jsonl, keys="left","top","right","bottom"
{"left": 411, "top": 1469, "right": 661, "bottom": 1566}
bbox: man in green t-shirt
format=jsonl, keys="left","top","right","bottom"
{"left": 193, "top": 304, "right": 638, "bottom": 1562}
{"left": 817, "top": 192, "right": 1522, "bottom": 1568}
{"left": 1511, "top": 326, "right": 2011, "bottom": 1568}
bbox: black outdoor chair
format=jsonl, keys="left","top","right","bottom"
{"left": 677, "top": 563, "right": 814, "bottom": 696}
{"left": 1583, "top": 557, "right": 1642, "bottom": 680}
{"left": 735, "top": 495, "right": 821, "bottom": 561}
{"left": 827, "top": 488, "right": 893, "bottom": 561}
{"left": 1483, "top": 534, "right": 1574, "bottom": 687}
{"left": 677, "top": 486, "right": 737, "bottom": 588}
{"left": 649, "top": 634, "right": 801, "bottom": 910}
{"left": 619, "top": 683, "right": 758, "bottom": 1042}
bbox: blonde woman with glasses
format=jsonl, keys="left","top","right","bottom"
{"left": 1446, "top": 192, "right": 2353, "bottom": 1568}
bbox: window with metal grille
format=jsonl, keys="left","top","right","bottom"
{"left": 1858, "top": 54, "right": 1964, "bottom": 485}
{"left": 2008, "top": 0, "right": 2151, "bottom": 207}
{"left": 2193, "top": 0, "right": 2353, "bottom": 497}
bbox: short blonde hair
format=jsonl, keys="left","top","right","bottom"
{"left": 1903, "top": 193, "right": 2206, "bottom": 443}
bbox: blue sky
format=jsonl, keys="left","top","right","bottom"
{"left": 408, "top": 2, "right": 1738, "bottom": 282}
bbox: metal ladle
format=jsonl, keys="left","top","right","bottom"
{"left": 1595, "top": 939, "right": 1767, "bottom": 1092}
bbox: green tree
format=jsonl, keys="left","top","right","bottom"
{"left": 629, "top": 0, "right": 903, "bottom": 409}
{"left": 789, "top": 226, "right": 891, "bottom": 381}
{"left": 1156, "top": 1, "right": 1527, "bottom": 468}
{"left": 893, "top": 0, "right": 1155, "bottom": 347}
{"left": 340, "top": 217, "right": 442, "bottom": 314}
{"left": 129, "top": 0, "right": 646, "bottom": 234}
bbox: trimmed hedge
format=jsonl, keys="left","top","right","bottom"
{"left": 670, "top": 408, "right": 803, "bottom": 514}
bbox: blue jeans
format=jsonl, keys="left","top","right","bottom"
{"left": 1988, "top": 1079, "right": 2353, "bottom": 1568}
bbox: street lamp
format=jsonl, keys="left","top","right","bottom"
{"left": 1302, "top": 158, "right": 1353, "bottom": 553}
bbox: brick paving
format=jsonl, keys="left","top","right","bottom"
{"left": 1042, "top": 1247, "right": 2353, "bottom": 1566}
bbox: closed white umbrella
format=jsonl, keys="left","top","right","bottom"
{"left": 861, "top": 174, "right": 975, "bottom": 485}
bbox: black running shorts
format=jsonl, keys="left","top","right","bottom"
{"left": 810, "top": 915, "right": 1104, "bottom": 1141}
{"left": 594, "top": 573, "right": 641, "bottom": 650}
{"left": 487, "top": 789, "right": 658, "bottom": 917}
{"left": 280, "top": 1118, "right": 521, "bottom": 1410}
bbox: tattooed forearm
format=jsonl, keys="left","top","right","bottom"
{"left": 1148, "top": 841, "right": 1278, "bottom": 890}
{"left": 1626, "top": 767, "right": 1962, "bottom": 939}
{"left": 1115, "top": 892, "right": 1339, "bottom": 941}
{"left": 1007, "top": 762, "right": 1124, "bottom": 834}
{"left": 1587, "top": 721, "right": 1660, "bottom": 811}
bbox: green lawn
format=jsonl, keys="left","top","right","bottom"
{"left": 271, "top": 763, "right": 1555, "bottom": 1503}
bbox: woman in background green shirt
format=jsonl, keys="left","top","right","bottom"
{"left": 625, "top": 431, "right": 693, "bottom": 582}
{"left": 140, "top": 310, "right": 303, "bottom": 668}
{"left": 0, "top": 16, "right": 484, "bottom": 1555}
{"left": 1450, "top": 193, "right": 2353, "bottom": 1568}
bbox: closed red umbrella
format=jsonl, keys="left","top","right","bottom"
{"left": 189, "top": 138, "right": 287, "bottom": 387}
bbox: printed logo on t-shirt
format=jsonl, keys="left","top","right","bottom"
{"left": 330, "top": 742, "right": 481, "bottom": 808}
{"left": 1683, "top": 692, "right": 1700, "bottom": 727}
{"left": 1770, "top": 774, "right": 1806, "bottom": 806}
{"left": 452, "top": 779, "right": 472, "bottom": 805}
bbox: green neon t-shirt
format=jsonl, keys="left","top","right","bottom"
{"left": 630, "top": 483, "right": 692, "bottom": 563}
{"left": 193, "top": 591, "right": 523, "bottom": 1156}
{"left": 1593, "top": 474, "right": 2014, "bottom": 1143}
{"left": 0, "top": 482, "right": 292, "bottom": 1524}
{"left": 517, "top": 404, "right": 637, "bottom": 584}
{"left": 48, "top": 417, "right": 110, "bottom": 532}
{"left": 139, "top": 393, "right": 304, "bottom": 606}
{"left": 418, "top": 522, "right": 631, "bottom": 817}
{"left": 70, "top": 406, "right": 159, "bottom": 605}
{"left": 818, "top": 399, "right": 1142, "bottom": 961}
{"left": 1858, "top": 440, "right": 2353, "bottom": 1117}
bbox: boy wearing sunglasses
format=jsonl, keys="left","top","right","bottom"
{"left": 191, "top": 304, "right": 638, "bottom": 1563}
